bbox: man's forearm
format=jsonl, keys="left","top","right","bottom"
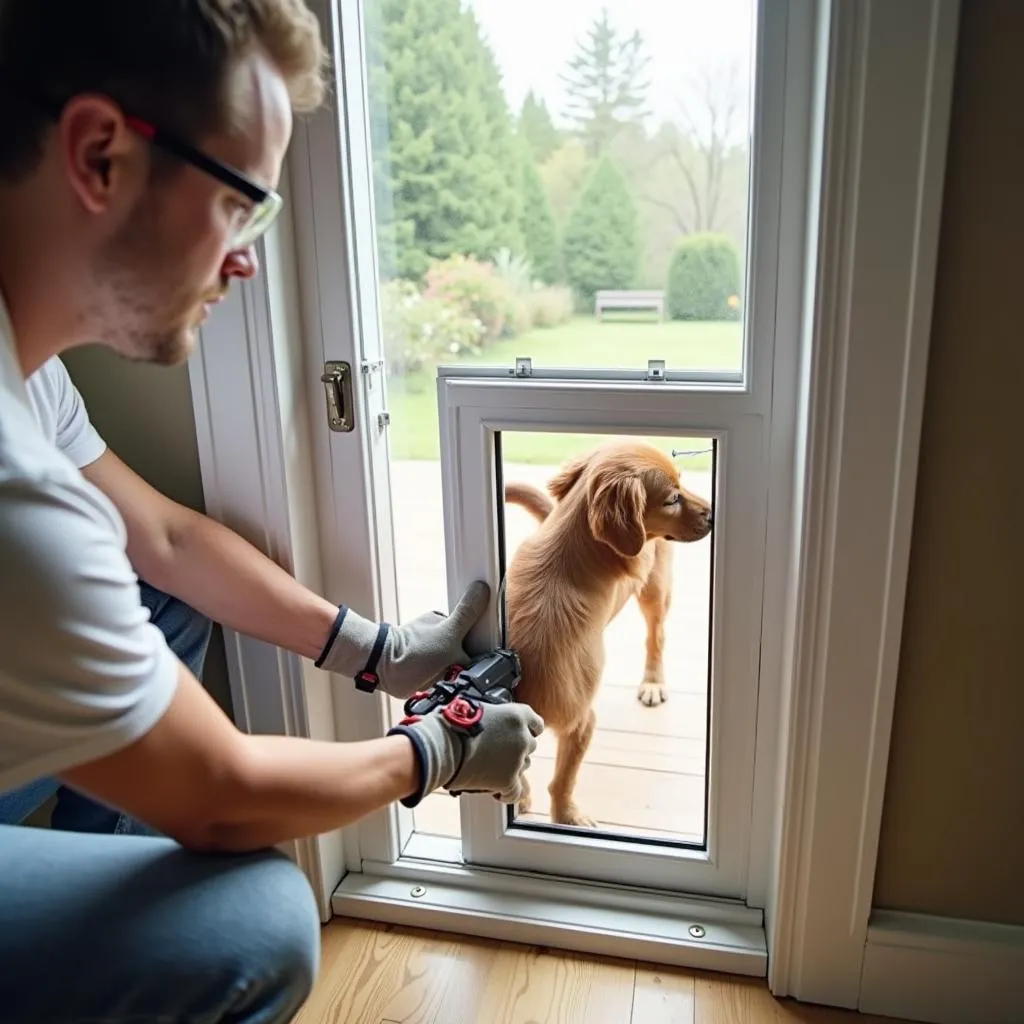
{"left": 207, "top": 733, "right": 419, "bottom": 851}
{"left": 63, "top": 664, "right": 421, "bottom": 852}
{"left": 150, "top": 507, "right": 338, "bottom": 661}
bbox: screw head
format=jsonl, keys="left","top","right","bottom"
{"left": 410, "top": 885, "right": 427, "bottom": 899}
{"left": 688, "top": 924, "right": 706, "bottom": 939}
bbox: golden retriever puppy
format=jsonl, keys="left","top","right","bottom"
{"left": 504, "top": 440, "right": 713, "bottom": 828}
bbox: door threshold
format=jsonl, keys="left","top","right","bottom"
{"left": 331, "top": 857, "right": 766, "bottom": 977}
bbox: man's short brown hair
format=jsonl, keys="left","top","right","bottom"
{"left": 0, "top": 0, "right": 329, "bottom": 182}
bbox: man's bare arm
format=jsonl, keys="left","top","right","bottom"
{"left": 61, "top": 662, "right": 419, "bottom": 851}
{"left": 82, "top": 450, "right": 337, "bottom": 660}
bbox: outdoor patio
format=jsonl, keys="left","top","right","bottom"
{"left": 388, "top": 459, "right": 713, "bottom": 844}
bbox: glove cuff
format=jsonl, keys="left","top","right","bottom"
{"left": 387, "top": 724, "right": 432, "bottom": 807}
{"left": 316, "top": 605, "right": 391, "bottom": 692}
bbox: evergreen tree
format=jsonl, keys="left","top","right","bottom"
{"left": 366, "top": 0, "right": 522, "bottom": 280}
{"left": 519, "top": 150, "right": 561, "bottom": 284}
{"left": 563, "top": 155, "right": 638, "bottom": 299}
{"left": 517, "top": 90, "right": 561, "bottom": 163}
{"left": 560, "top": 8, "right": 650, "bottom": 158}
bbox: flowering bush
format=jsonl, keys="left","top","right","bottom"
{"left": 379, "top": 278, "right": 485, "bottom": 376}
{"left": 424, "top": 255, "right": 518, "bottom": 345}
{"left": 525, "top": 284, "right": 574, "bottom": 328}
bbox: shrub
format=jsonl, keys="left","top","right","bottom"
{"left": 666, "top": 234, "right": 742, "bottom": 321}
{"left": 493, "top": 246, "right": 534, "bottom": 295}
{"left": 525, "top": 285, "right": 574, "bottom": 328}
{"left": 424, "top": 254, "right": 519, "bottom": 344}
{"left": 518, "top": 156, "right": 561, "bottom": 285}
{"left": 562, "top": 156, "right": 639, "bottom": 301}
{"left": 379, "top": 278, "right": 485, "bottom": 375}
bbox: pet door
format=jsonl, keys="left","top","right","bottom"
{"left": 425, "top": 370, "right": 767, "bottom": 897}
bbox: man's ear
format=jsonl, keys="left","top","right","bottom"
{"left": 548, "top": 452, "right": 590, "bottom": 501}
{"left": 588, "top": 471, "right": 646, "bottom": 558}
{"left": 59, "top": 95, "right": 139, "bottom": 216}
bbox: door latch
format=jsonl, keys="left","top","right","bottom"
{"left": 321, "top": 361, "right": 355, "bottom": 432}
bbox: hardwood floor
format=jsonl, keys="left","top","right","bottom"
{"left": 293, "top": 920, "right": 902, "bottom": 1024}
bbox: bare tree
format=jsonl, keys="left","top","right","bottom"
{"left": 640, "top": 58, "right": 747, "bottom": 235}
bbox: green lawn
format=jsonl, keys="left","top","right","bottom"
{"left": 386, "top": 316, "right": 741, "bottom": 468}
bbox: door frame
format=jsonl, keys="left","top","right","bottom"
{"left": 188, "top": 0, "right": 960, "bottom": 1006}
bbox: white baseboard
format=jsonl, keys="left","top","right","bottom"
{"left": 859, "top": 910, "right": 1024, "bottom": 1024}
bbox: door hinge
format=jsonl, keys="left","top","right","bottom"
{"left": 320, "top": 360, "right": 355, "bottom": 432}
{"left": 377, "top": 411, "right": 391, "bottom": 431}
{"left": 514, "top": 357, "right": 533, "bottom": 378}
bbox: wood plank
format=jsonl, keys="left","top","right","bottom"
{"left": 412, "top": 757, "right": 707, "bottom": 840}
{"left": 593, "top": 686, "right": 707, "bottom": 740}
{"left": 518, "top": 752, "right": 706, "bottom": 838}
{"left": 470, "top": 945, "right": 635, "bottom": 1024}
{"left": 300, "top": 923, "right": 900, "bottom": 1024}
{"left": 533, "top": 726, "right": 707, "bottom": 775}
{"left": 691, "top": 974, "right": 900, "bottom": 1023}
{"left": 631, "top": 966, "right": 696, "bottom": 1023}
{"left": 694, "top": 974, "right": 781, "bottom": 1024}
{"left": 293, "top": 920, "right": 411, "bottom": 1024}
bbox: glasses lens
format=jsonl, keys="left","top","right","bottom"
{"left": 231, "top": 190, "right": 283, "bottom": 249}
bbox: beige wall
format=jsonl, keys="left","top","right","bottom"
{"left": 873, "top": 1, "right": 1024, "bottom": 925}
{"left": 61, "top": 349, "right": 233, "bottom": 716}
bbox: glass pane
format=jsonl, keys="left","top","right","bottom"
{"left": 366, "top": 0, "right": 756, "bottom": 382}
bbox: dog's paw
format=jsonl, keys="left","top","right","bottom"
{"left": 552, "top": 805, "right": 598, "bottom": 829}
{"left": 638, "top": 680, "right": 668, "bottom": 706}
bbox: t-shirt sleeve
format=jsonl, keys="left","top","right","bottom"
{"left": 0, "top": 473, "right": 179, "bottom": 792}
{"left": 53, "top": 360, "right": 107, "bottom": 469}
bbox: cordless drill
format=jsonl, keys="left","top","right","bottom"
{"left": 397, "top": 648, "right": 522, "bottom": 737}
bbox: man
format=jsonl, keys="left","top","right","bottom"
{"left": 0, "top": 3, "right": 543, "bottom": 1022}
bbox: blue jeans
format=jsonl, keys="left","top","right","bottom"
{"left": 0, "top": 583, "right": 320, "bottom": 1022}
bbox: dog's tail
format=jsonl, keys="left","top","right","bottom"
{"left": 505, "top": 482, "right": 554, "bottom": 523}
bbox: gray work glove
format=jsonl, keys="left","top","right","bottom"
{"left": 315, "top": 581, "right": 490, "bottom": 699}
{"left": 388, "top": 702, "right": 544, "bottom": 807}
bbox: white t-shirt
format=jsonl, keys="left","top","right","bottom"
{"left": 0, "top": 298, "right": 179, "bottom": 793}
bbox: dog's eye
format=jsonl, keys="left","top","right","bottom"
{"left": 664, "top": 493, "right": 682, "bottom": 506}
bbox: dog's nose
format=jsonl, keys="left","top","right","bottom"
{"left": 705, "top": 509, "right": 714, "bottom": 530}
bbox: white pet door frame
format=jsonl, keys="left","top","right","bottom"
{"left": 436, "top": 372, "right": 769, "bottom": 897}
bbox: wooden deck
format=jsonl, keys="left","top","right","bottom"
{"left": 390, "top": 460, "right": 713, "bottom": 844}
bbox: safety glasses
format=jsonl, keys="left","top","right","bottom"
{"left": 124, "top": 116, "right": 282, "bottom": 249}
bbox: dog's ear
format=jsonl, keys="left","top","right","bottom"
{"left": 548, "top": 453, "right": 589, "bottom": 501}
{"left": 588, "top": 471, "right": 647, "bottom": 557}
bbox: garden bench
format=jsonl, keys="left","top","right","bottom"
{"left": 594, "top": 289, "right": 666, "bottom": 322}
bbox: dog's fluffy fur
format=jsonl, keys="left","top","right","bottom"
{"left": 504, "top": 440, "right": 713, "bottom": 827}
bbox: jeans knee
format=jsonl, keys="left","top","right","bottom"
{"left": 237, "top": 851, "right": 321, "bottom": 1018}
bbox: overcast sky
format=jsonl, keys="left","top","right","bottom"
{"left": 464, "top": 0, "right": 757, "bottom": 137}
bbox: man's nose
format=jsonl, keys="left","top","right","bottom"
{"left": 222, "top": 246, "right": 260, "bottom": 281}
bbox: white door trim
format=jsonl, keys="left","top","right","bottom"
{"left": 859, "top": 911, "right": 1024, "bottom": 1024}
{"left": 764, "top": 0, "right": 961, "bottom": 1005}
{"left": 185, "top": 0, "right": 962, "bottom": 1005}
